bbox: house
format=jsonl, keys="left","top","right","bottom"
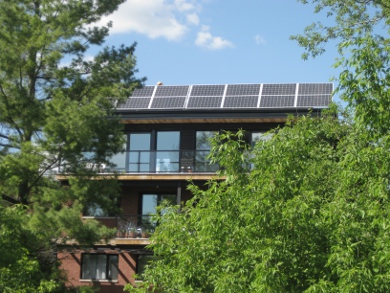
{"left": 57, "top": 82, "right": 333, "bottom": 293}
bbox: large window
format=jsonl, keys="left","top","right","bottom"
{"left": 128, "top": 131, "right": 180, "bottom": 172}
{"left": 142, "top": 194, "right": 176, "bottom": 216}
{"left": 129, "top": 133, "right": 151, "bottom": 172}
{"left": 251, "top": 132, "right": 272, "bottom": 148}
{"left": 195, "top": 131, "right": 218, "bottom": 172}
{"left": 81, "top": 254, "right": 118, "bottom": 280}
{"left": 136, "top": 254, "right": 154, "bottom": 280}
{"left": 156, "top": 131, "right": 180, "bottom": 172}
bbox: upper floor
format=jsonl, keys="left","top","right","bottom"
{"left": 111, "top": 82, "right": 333, "bottom": 175}
{"left": 56, "top": 83, "right": 333, "bottom": 178}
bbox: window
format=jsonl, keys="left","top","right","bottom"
{"left": 109, "top": 135, "right": 127, "bottom": 171}
{"left": 251, "top": 132, "right": 272, "bottom": 148}
{"left": 81, "top": 254, "right": 118, "bottom": 280}
{"left": 142, "top": 193, "right": 176, "bottom": 216}
{"left": 195, "top": 131, "right": 218, "bottom": 172}
{"left": 156, "top": 131, "right": 180, "bottom": 172}
{"left": 129, "top": 133, "right": 151, "bottom": 172}
{"left": 136, "top": 254, "right": 154, "bottom": 280}
{"left": 128, "top": 131, "right": 180, "bottom": 172}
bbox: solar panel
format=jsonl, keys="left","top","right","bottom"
{"left": 122, "top": 98, "right": 151, "bottom": 108}
{"left": 187, "top": 96, "right": 223, "bottom": 108}
{"left": 262, "top": 84, "right": 296, "bottom": 95}
{"left": 118, "top": 83, "right": 333, "bottom": 110}
{"left": 297, "top": 95, "right": 332, "bottom": 107}
{"left": 154, "top": 85, "right": 189, "bottom": 97}
{"left": 190, "top": 85, "right": 225, "bottom": 97}
{"left": 298, "top": 83, "right": 333, "bottom": 95}
{"left": 226, "top": 84, "right": 261, "bottom": 96}
{"left": 131, "top": 86, "right": 155, "bottom": 97}
{"left": 151, "top": 97, "right": 186, "bottom": 108}
{"left": 224, "top": 96, "right": 258, "bottom": 108}
{"left": 260, "top": 96, "right": 295, "bottom": 107}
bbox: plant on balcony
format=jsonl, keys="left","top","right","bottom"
{"left": 141, "top": 229, "right": 152, "bottom": 238}
{"left": 126, "top": 222, "right": 137, "bottom": 238}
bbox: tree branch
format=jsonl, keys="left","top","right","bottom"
{"left": 1, "top": 194, "right": 21, "bottom": 205}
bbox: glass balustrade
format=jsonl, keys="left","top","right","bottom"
{"left": 57, "top": 150, "right": 219, "bottom": 173}
{"left": 113, "top": 150, "right": 218, "bottom": 173}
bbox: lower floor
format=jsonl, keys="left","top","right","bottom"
{"left": 58, "top": 180, "right": 207, "bottom": 292}
{"left": 58, "top": 246, "right": 152, "bottom": 293}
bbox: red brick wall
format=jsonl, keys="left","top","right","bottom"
{"left": 58, "top": 249, "right": 138, "bottom": 293}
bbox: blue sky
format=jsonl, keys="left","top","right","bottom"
{"left": 95, "top": 0, "right": 340, "bottom": 92}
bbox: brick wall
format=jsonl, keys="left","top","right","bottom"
{"left": 58, "top": 249, "right": 138, "bottom": 293}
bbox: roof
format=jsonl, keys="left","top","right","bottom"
{"left": 116, "top": 83, "right": 333, "bottom": 124}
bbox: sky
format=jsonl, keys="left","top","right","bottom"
{"left": 94, "top": 0, "right": 340, "bottom": 94}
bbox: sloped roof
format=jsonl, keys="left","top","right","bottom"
{"left": 116, "top": 83, "right": 333, "bottom": 124}
{"left": 118, "top": 83, "right": 333, "bottom": 110}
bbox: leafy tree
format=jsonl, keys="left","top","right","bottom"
{"left": 291, "top": 0, "right": 390, "bottom": 135}
{"left": 126, "top": 108, "right": 390, "bottom": 292}
{"left": 0, "top": 0, "right": 144, "bottom": 291}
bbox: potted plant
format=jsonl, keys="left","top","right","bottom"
{"left": 141, "top": 229, "right": 151, "bottom": 238}
{"left": 126, "top": 222, "right": 137, "bottom": 238}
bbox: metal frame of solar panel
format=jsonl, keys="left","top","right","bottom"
{"left": 186, "top": 85, "right": 225, "bottom": 108}
{"left": 150, "top": 86, "right": 189, "bottom": 109}
{"left": 296, "top": 83, "right": 333, "bottom": 107}
{"left": 223, "top": 84, "right": 261, "bottom": 108}
{"left": 118, "top": 83, "right": 333, "bottom": 110}
{"left": 258, "top": 84, "right": 296, "bottom": 108}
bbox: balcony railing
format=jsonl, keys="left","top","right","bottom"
{"left": 116, "top": 215, "right": 155, "bottom": 238}
{"left": 55, "top": 150, "right": 219, "bottom": 174}
{"left": 109, "top": 150, "right": 219, "bottom": 173}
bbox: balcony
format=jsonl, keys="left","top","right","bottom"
{"left": 107, "top": 150, "right": 219, "bottom": 174}
{"left": 115, "top": 215, "right": 155, "bottom": 245}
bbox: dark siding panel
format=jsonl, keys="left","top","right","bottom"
{"left": 181, "top": 130, "right": 194, "bottom": 149}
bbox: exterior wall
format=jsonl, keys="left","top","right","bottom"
{"left": 58, "top": 249, "right": 137, "bottom": 293}
{"left": 59, "top": 121, "right": 282, "bottom": 291}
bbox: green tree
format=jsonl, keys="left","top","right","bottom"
{"left": 0, "top": 0, "right": 144, "bottom": 291}
{"left": 291, "top": 0, "right": 390, "bottom": 135}
{"left": 126, "top": 108, "right": 390, "bottom": 292}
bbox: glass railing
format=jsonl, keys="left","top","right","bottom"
{"left": 56, "top": 150, "right": 219, "bottom": 174}
{"left": 116, "top": 215, "right": 155, "bottom": 238}
{"left": 110, "top": 150, "right": 219, "bottom": 173}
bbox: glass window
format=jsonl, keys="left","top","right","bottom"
{"left": 251, "top": 132, "right": 272, "bottom": 147}
{"left": 157, "top": 131, "right": 180, "bottom": 150}
{"left": 156, "top": 132, "right": 180, "bottom": 172}
{"left": 109, "top": 135, "right": 127, "bottom": 171}
{"left": 141, "top": 194, "right": 176, "bottom": 216}
{"left": 129, "top": 133, "right": 151, "bottom": 172}
{"left": 81, "top": 254, "right": 118, "bottom": 280}
{"left": 196, "top": 131, "right": 215, "bottom": 150}
{"left": 195, "top": 131, "right": 218, "bottom": 172}
{"left": 137, "top": 254, "right": 154, "bottom": 280}
{"left": 129, "top": 133, "right": 151, "bottom": 150}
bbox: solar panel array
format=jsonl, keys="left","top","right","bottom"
{"left": 118, "top": 83, "right": 333, "bottom": 110}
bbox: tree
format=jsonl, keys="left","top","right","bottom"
{"left": 0, "top": 0, "right": 144, "bottom": 291}
{"left": 125, "top": 2, "right": 390, "bottom": 292}
{"left": 126, "top": 108, "right": 390, "bottom": 292}
{"left": 291, "top": 0, "right": 390, "bottom": 135}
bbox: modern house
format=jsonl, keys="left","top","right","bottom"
{"left": 57, "top": 83, "right": 333, "bottom": 293}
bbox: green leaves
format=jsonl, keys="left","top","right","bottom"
{"left": 130, "top": 108, "right": 390, "bottom": 292}
{"left": 0, "top": 0, "right": 143, "bottom": 291}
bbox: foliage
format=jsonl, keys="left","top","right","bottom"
{"left": 126, "top": 107, "right": 390, "bottom": 292}
{"left": 0, "top": 0, "right": 144, "bottom": 291}
{"left": 291, "top": 0, "right": 390, "bottom": 135}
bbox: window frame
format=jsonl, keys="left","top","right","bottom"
{"left": 80, "top": 253, "right": 119, "bottom": 281}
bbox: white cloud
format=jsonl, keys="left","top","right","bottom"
{"left": 96, "top": 0, "right": 201, "bottom": 41}
{"left": 195, "top": 26, "right": 233, "bottom": 50}
{"left": 174, "top": 0, "right": 195, "bottom": 12}
{"left": 186, "top": 13, "right": 199, "bottom": 25}
{"left": 254, "top": 34, "right": 266, "bottom": 45}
